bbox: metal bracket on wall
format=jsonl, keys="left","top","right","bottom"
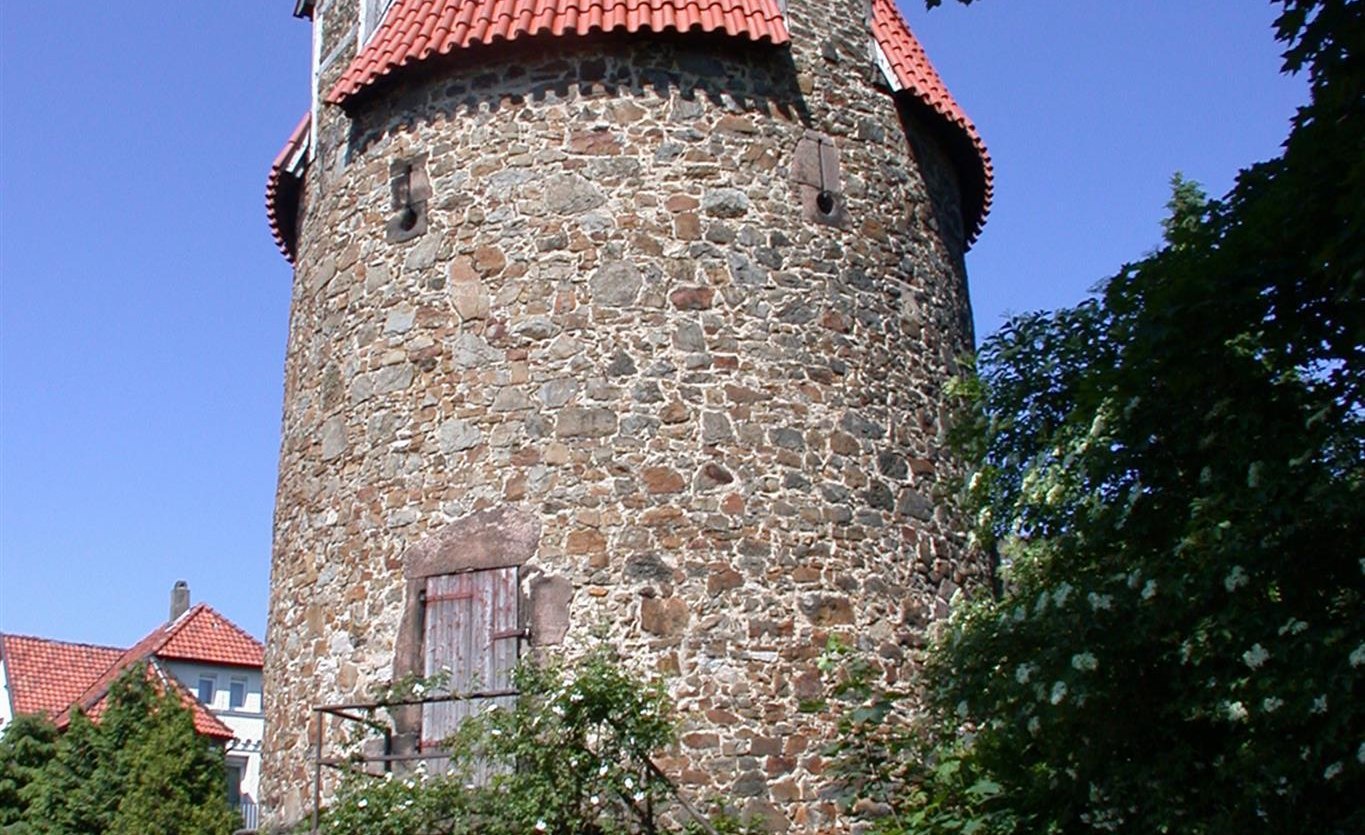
{"left": 792, "top": 131, "right": 848, "bottom": 227}
{"left": 385, "top": 155, "right": 431, "bottom": 243}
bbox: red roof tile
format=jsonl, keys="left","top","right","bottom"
{"left": 870, "top": 0, "right": 992, "bottom": 244}
{"left": 1, "top": 635, "right": 123, "bottom": 718}
{"left": 266, "top": 114, "right": 311, "bottom": 265}
{"left": 156, "top": 604, "right": 265, "bottom": 669}
{"left": 326, "top": 0, "right": 791, "bottom": 105}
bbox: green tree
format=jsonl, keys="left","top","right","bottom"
{"left": 19, "top": 712, "right": 109, "bottom": 834}
{"left": 101, "top": 672, "right": 239, "bottom": 835}
{"left": 829, "top": 1, "right": 1363, "bottom": 833}
{"left": 15, "top": 668, "right": 237, "bottom": 835}
{"left": 0, "top": 714, "right": 58, "bottom": 833}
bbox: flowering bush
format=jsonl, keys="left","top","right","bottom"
{"left": 321, "top": 649, "right": 745, "bottom": 835}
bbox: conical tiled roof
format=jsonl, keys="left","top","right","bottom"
{"left": 267, "top": 0, "right": 991, "bottom": 257}
{"left": 870, "top": 0, "right": 991, "bottom": 244}
{"left": 327, "top": 0, "right": 790, "bottom": 105}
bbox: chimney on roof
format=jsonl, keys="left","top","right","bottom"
{"left": 169, "top": 580, "right": 190, "bottom": 622}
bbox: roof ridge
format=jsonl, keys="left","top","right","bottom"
{"left": 59, "top": 618, "right": 180, "bottom": 720}
{"left": 169, "top": 601, "right": 208, "bottom": 625}
{"left": 56, "top": 655, "right": 151, "bottom": 729}
{"left": 0, "top": 632, "right": 127, "bottom": 654}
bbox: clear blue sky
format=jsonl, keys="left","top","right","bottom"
{"left": 0, "top": 2, "right": 1306, "bottom": 647}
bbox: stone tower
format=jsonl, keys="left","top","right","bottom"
{"left": 262, "top": 0, "right": 991, "bottom": 828}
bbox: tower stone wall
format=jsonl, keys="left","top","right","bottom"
{"left": 263, "top": 0, "right": 989, "bottom": 828}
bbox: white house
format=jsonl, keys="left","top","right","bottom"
{"left": 0, "top": 582, "right": 265, "bottom": 829}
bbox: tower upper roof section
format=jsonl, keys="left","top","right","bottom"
{"left": 870, "top": 0, "right": 991, "bottom": 243}
{"left": 269, "top": 0, "right": 991, "bottom": 252}
{"left": 326, "top": 0, "right": 791, "bottom": 106}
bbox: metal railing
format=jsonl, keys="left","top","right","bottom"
{"left": 235, "top": 798, "right": 259, "bottom": 832}
{"left": 308, "top": 688, "right": 516, "bottom": 834}
{"left": 304, "top": 689, "right": 721, "bottom": 835}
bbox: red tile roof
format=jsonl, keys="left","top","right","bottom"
{"left": 1, "top": 634, "right": 123, "bottom": 718}
{"left": 3, "top": 605, "right": 261, "bottom": 742}
{"left": 266, "top": 114, "right": 311, "bottom": 265}
{"left": 267, "top": 2, "right": 991, "bottom": 259}
{"left": 156, "top": 604, "right": 266, "bottom": 669}
{"left": 870, "top": 0, "right": 992, "bottom": 244}
{"left": 326, "top": 0, "right": 791, "bottom": 105}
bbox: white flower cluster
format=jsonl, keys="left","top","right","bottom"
{"left": 1071, "top": 652, "right": 1099, "bottom": 672}
{"left": 1224, "top": 565, "right": 1249, "bottom": 592}
{"left": 1242, "top": 643, "right": 1270, "bottom": 670}
{"left": 1278, "top": 618, "right": 1308, "bottom": 636}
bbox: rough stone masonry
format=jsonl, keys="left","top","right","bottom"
{"left": 261, "top": 0, "right": 992, "bottom": 829}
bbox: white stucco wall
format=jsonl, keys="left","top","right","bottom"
{"left": 0, "top": 658, "right": 13, "bottom": 731}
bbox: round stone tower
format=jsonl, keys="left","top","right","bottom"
{"left": 262, "top": 0, "right": 992, "bottom": 828}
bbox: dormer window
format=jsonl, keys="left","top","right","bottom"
{"left": 361, "top": 0, "right": 398, "bottom": 42}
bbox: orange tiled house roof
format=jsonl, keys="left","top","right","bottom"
{"left": 3, "top": 605, "right": 262, "bottom": 741}
{"left": 69, "top": 660, "right": 236, "bottom": 740}
{"left": 156, "top": 604, "right": 266, "bottom": 668}
{"left": 0, "top": 634, "right": 123, "bottom": 717}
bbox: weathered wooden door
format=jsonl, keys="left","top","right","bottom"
{"left": 420, "top": 567, "right": 518, "bottom": 770}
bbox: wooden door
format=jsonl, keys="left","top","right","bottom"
{"left": 420, "top": 567, "right": 518, "bottom": 770}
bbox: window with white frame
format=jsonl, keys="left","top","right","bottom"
{"left": 228, "top": 676, "right": 248, "bottom": 709}
{"left": 197, "top": 675, "right": 216, "bottom": 705}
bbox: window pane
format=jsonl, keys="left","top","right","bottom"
{"left": 229, "top": 678, "right": 247, "bottom": 709}
{"left": 198, "top": 676, "right": 216, "bottom": 704}
{"left": 226, "top": 762, "right": 243, "bottom": 806}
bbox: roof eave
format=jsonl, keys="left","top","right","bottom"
{"left": 266, "top": 115, "right": 312, "bottom": 265}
